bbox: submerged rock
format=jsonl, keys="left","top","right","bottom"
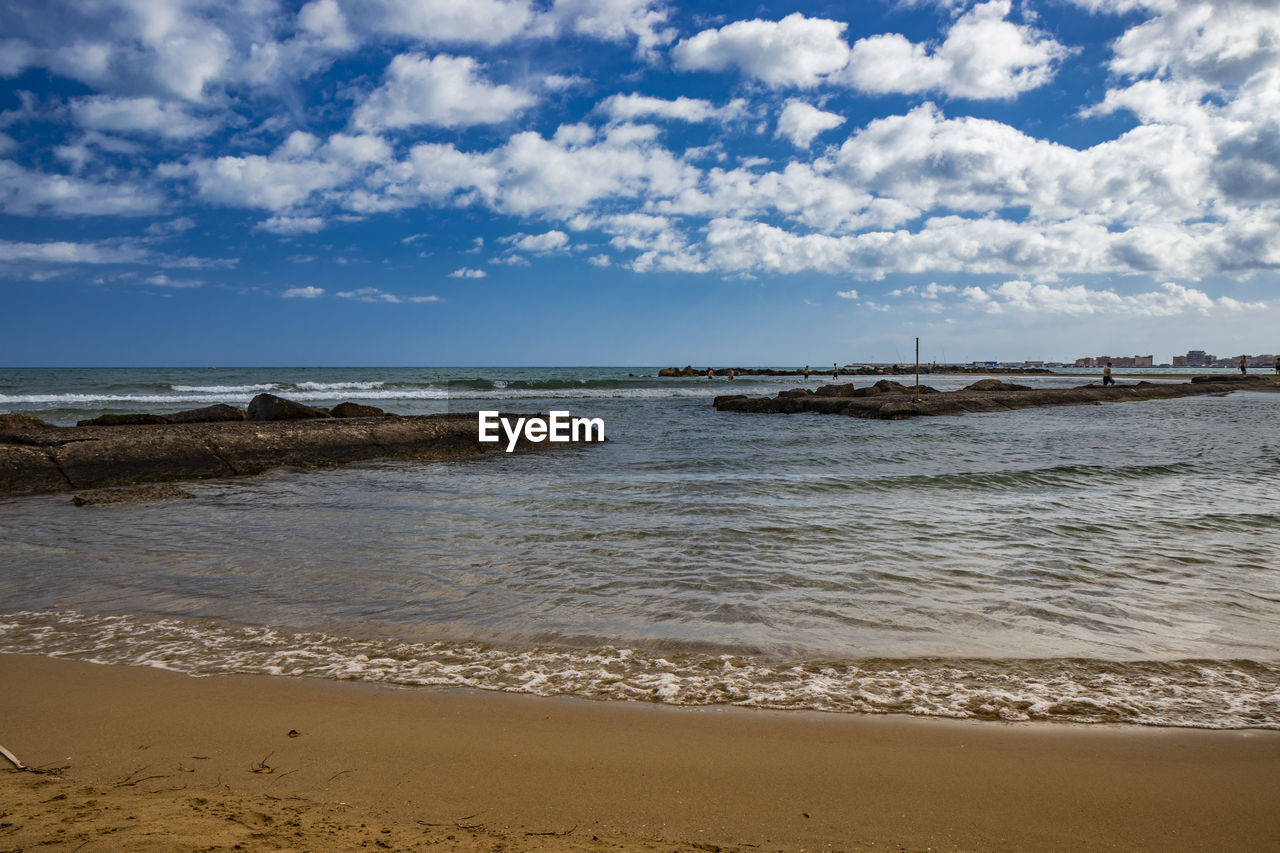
{"left": 247, "top": 393, "right": 330, "bottom": 421}
{"left": 72, "top": 484, "right": 196, "bottom": 506}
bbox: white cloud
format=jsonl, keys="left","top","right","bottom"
{"left": 257, "top": 215, "right": 326, "bottom": 235}
{"left": 1106, "top": 0, "right": 1280, "bottom": 85}
{"left": 172, "top": 131, "right": 389, "bottom": 213}
{"left": 775, "top": 101, "right": 845, "bottom": 148}
{"left": 836, "top": 289, "right": 859, "bottom": 299}
{"left": 961, "top": 280, "right": 1265, "bottom": 316}
{"left": 588, "top": 253, "right": 611, "bottom": 266}
{"left": 548, "top": 0, "right": 675, "bottom": 56}
{"left": 449, "top": 267, "right": 487, "bottom": 278}
{"left": 144, "top": 273, "right": 202, "bottom": 288}
{"left": 345, "top": 0, "right": 537, "bottom": 46}
{"left": 352, "top": 53, "right": 535, "bottom": 131}
{"left": 0, "top": 238, "right": 148, "bottom": 264}
{"left": 0, "top": 160, "right": 162, "bottom": 216}
{"left": 844, "top": 1, "right": 1072, "bottom": 99}
{"left": 282, "top": 285, "right": 325, "bottom": 298}
{"left": 407, "top": 294, "right": 442, "bottom": 302}
{"left": 337, "top": 286, "right": 400, "bottom": 302}
{"left": 672, "top": 13, "right": 851, "bottom": 88}
{"left": 598, "top": 93, "right": 745, "bottom": 125}
{"left": 502, "top": 230, "right": 569, "bottom": 253}
{"left": 69, "top": 95, "right": 217, "bottom": 139}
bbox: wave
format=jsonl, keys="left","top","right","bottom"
{"left": 169, "top": 384, "right": 281, "bottom": 394}
{"left": 294, "top": 381, "right": 386, "bottom": 391}
{"left": 0, "top": 386, "right": 734, "bottom": 406}
{"left": 2, "top": 610, "right": 1275, "bottom": 729}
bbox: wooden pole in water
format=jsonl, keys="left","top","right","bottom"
{"left": 914, "top": 337, "right": 920, "bottom": 401}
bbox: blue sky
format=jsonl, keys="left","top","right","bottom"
{"left": 1, "top": 0, "right": 1277, "bottom": 366}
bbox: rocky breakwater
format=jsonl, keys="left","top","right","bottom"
{"left": 0, "top": 394, "right": 604, "bottom": 498}
{"left": 713, "top": 375, "right": 1280, "bottom": 420}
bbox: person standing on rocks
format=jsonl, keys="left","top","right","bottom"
{"left": 1240, "top": 356, "right": 1248, "bottom": 375}
{"left": 832, "top": 363, "right": 839, "bottom": 380}
{"left": 1102, "top": 362, "right": 1114, "bottom": 386}
{"left": 1274, "top": 356, "right": 1279, "bottom": 375}
{"left": 803, "top": 365, "right": 810, "bottom": 380}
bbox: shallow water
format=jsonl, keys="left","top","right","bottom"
{"left": 1, "top": 367, "right": 1278, "bottom": 727}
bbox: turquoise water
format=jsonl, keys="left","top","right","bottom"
{"left": 1, "top": 367, "right": 1278, "bottom": 727}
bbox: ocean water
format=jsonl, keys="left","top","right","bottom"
{"left": 1, "top": 367, "right": 1278, "bottom": 728}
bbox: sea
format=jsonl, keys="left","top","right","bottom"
{"left": 1, "top": 366, "right": 1278, "bottom": 729}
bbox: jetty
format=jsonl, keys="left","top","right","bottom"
{"left": 713, "top": 375, "right": 1280, "bottom": 420}
{"left": 0, "top": 395, "right": 603, "bottom": 498}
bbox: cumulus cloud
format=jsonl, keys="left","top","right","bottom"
{"left": 0, "top": 238, "right": 148, "bottom": 264}
{"left": 775, "top": 101, "right": 845, "bottom": 148}
{"left": 282, "top": 285, "right": 325, "bottom": 298}
{"left": 502, "top": 230, "right": 570, "bottom": 252}
{"left": 548, "top": 0, "right": 675, "bottom": 56}
{"left": 352, "top": 53, "right": 535, "bottom": 132}
{"left": 69, "top": 95, "right": 218, "bottom": 139}
{"left": 961, "top": 280, "right": 1265, "bottom": 316}
{"left": 672, "top": 13, "right": 851, "bottom": 88}
{"left": 170, "top": 131, "right": 390, "bottom": 213}
{"left": 143, "top": 273, "right": 202, "bottom": 288}
{"left": 449, "top": 267, "right": 487, "bottom": 278}
{"left": 844, "top": 1, "right": 1072, "bottom": 99}
{"left": 836, "top": 289, "right": 859, "bottom": 299}
{"left": 0, "top": 160, "right": 162, "bottom": 216}
{"left": 337, "top": 286, "right": 401, "bottom": 302}
{"left": 340, "top": 0, "right": 537, "bottom": 46}
{"left": 598, "top": 94, "right": 746, "bottom": 125}
{"left": 257, "top": 215, "right": 326, "bottom": 235}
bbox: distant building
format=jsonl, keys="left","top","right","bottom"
{"left": 1134, "top": 355, "right": 1154, "bottom": 367}
{"left": 1074, "top": 357, "right": 1097, "bottom": 367}
{"left": 1186, "top": 350, "right": 1207, "bottom": 367}
{"left": 1172, "top": 355, "right": 1188, "bottom": 367}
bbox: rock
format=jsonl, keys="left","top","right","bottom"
{"left": 714, "top": 377, "right": 1278, "bottom": 420}
{"left": 777, "top": 388, "right": 814, "bottom": 398}
{"left": 0, "top": 413, "right": 55, "bottom": 430}
{"left": 77, "top": 413, "right": 171, "bottom": 427}
{"left": 964, "top": 379, "right": 1030, "bottom": 392}
{"left": 72, "top": 484, "right": 196, "bottom": 506}
{"left": 168, "top": 404, "right": 246, "bottom": 424}
{"left": 247, "top": 393, "right": 330, "bottom": 421}
{"left": 330, "top": 402, "right": 386, "bottom": 418}
{"left": 0, "top": 412, "right": 605, "bottom": 498}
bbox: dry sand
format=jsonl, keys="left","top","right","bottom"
{"left": 2, "top": 654, "right": 1278, "bottom": 852}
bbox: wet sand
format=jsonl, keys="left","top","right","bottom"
{"left": 2, "top": 654, "right": 1278, "bottom": 851}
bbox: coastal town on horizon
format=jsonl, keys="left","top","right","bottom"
{"left": 895, "top": 348, "right": 1280, "bottom": 371}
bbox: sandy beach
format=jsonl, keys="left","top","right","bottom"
{"left": 2, "top": 654, "right": 1278, "bottom": 852}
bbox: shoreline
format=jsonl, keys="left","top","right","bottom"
{"left": 3, "top": 654, "right": 1279, "bottom": 851}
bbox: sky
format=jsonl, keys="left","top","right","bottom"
{"left": 1, "top": 0, "right": 1278, "bottom": 367}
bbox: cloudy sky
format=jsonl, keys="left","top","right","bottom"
{"left": 2, "top": 0, "right": 1277, "bottom": 366}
